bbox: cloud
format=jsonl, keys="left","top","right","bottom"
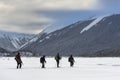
{"left": 99, "top": 0, "right": 120, "bottom": 11}
{"left": 37, "top": 0, "right": 100, "bottom": 10}
{"left": 0, "top": 0, "right": 104, "bottom": 34}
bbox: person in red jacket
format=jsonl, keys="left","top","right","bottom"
{"left": 15, "top": 52, "right": 22, "bottom": 69}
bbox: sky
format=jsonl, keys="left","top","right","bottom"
{"left": 0, "top": 0, "right": 120, "bottom": 34}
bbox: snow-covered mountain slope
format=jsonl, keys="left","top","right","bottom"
{"left": 80, "top": 15, "right": 107, "bottom": 34}
{"left": 18, "top": 31, "right": 47, "bottom": 51}
{"left": 20, "top": 14, "right": 120, "bottom": 57}
{"left": 0, "top": 31, "right": 34, "bottom": 52}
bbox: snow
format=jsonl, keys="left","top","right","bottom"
{"left": 108, "top": 22, "right": 112, "bottom": 25}
{"left": 0, "top": 31, "right": 33, "bottom": 39}
{"left": 11, "top": 38, "right": 21, "bottom": 49}
{"left": 39, "top": 39, "right": 44, "bottom": 43}
{"left": 18, "top": 30, "right": 46, "bottom": 50}
{"left": 45, "top": 35, "right": 52, "bottom": 39}
{"left": 80, "top": 16, "right": 105, "bottom": 34}
{"left": 1, "top": 57, "right": 120, "bottom": 80}
{"left": 11, "top": 40, "right": 20, "bottom": 49}
{"left": 18, "top": 35, "right": 39, "bottom": 50}
{"left": 69, "top": 21, "right": 82, "bottom": 29}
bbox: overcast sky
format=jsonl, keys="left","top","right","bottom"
{"left": 0, "top": 0, "right": 120, "bottom": 34}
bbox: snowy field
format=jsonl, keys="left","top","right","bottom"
{"left": 1, "top": 57, "right": 120, "bottom": 80}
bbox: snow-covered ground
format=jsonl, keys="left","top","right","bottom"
{"left": 0, "top": 57, "right": 120, "bottom": 80}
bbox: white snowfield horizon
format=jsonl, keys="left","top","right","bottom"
{"left": 0, "top": 57, "right": 120, "bottom": 80}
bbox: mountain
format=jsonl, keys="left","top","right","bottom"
{"left": 0, "top": 31, "right": 34, "bottom": 54}
{"left": 19, "top": 14, "right": 120, "bottom": 57}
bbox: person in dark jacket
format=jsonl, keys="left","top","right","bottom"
{"left": 68, "top": 55, "right": 75, "bottom": 67}
{"left": 15, "top": 52, "right": 22, "bottom": 69}
{"left": 40, "top": 55, "right": 46, "bottom": 68}
{"left": 55, "top": 53, "right": 61, "bottom": 68}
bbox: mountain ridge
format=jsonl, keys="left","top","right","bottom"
{"left": 2, "top": 14, "right": 120, "bottom": 57}
{"left": 19, "top": 14, "right": 120, "bottom": 56}
{"left": 0, "top": 31, "right": 34, "bottom": 55}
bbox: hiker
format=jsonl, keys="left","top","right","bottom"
{"left": 40, "top": 55, "right": 46, "bottom": 68}
{"left": 15, "top": 52, "right": 23, "bottom": 69}
{"left": 68, "top": 55, "right": 75, "bottom": 67}
{"left": 55, "top": 53, "right": 62, "bottom": 68}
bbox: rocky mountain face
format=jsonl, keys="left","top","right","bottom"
{"left": 16, "top": 14, "right": 120, "bottom": 56}
{"left": 18, "top": 14, "right": 120, "bottom": 56}
{"left": 0, "top": 31, "right": 34, "bottom": 55}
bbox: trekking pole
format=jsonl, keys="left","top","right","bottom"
{"left": 22, "top": 61, "right": 24, "bottom": 66}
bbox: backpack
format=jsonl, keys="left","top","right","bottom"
{"left": 40, "top": 57, "right": 43, "bottom": 63}
{"left": 68, "top": 57, "right": 73, "bottom": 62}
{"left": 15, "top": 56, "right": 18, "bottom": 61}
{"left": 68, "top": 58, "right": 71, "bottom": 62}
{"left": 15, "top": 57, "right": 17, "bottom": 61}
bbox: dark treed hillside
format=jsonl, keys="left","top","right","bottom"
{"left": 17, "top": 14, "right": 120, "bottom": 57}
